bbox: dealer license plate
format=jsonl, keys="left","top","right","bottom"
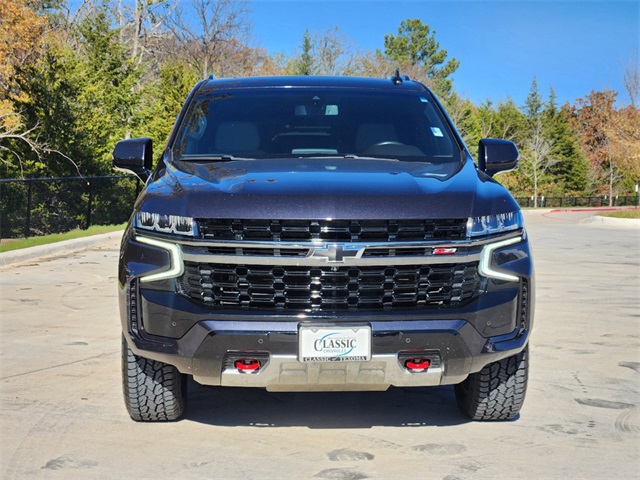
{"left": 299, "top": 325, "right": 371, "bottom": 362}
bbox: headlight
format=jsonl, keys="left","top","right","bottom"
{"left": 467, "top": 211, "right": 523, "bottom": 238}
{"left": 135, "top": 212, "right": 198, "bottom": 236}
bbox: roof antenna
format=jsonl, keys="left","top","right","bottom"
{"left": 391, "top": 69, "right": 403, "bottom": 85}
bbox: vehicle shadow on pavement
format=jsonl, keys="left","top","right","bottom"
{"left": 184, "top": 380, "right": 468, "bottom": 428}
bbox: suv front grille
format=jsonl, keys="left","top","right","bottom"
{"left": 179, "top": 262, "right": 480, "bottom": 312}
{"left": 196, "top": 218, "right": 467, "bottom": 242}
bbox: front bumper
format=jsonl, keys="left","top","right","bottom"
{"left": 118, "top": 226, "right": 534, "bottom": 390}
{"left": 124, "top": 315, "right": 529, "bottom": 390}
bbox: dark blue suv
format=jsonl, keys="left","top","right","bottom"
{"left": 114, "top": 75, "right": 533, "bottom": 422}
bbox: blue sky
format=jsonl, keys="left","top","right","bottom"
{"left": 248, "top": 0, "right": 639, "bottom": 107}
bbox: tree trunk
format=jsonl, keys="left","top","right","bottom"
{"left": 609, "top": 163, "right": 614, "bottom": 207}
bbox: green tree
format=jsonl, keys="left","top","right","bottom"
{"left": 75, "top": 10, "right": 142, "bottom": 165}
{"left": 543, "top": 95, "right": 588, "bottom": 194}
{"left": 521, "top": 121, "right": 558, "bottom": 206}
{"left": 475, "top": 99, "right": 530, "bottom": 197}
{"left": 445, "top": 93, "right": 480, "bottom": 152}
{"left": 518, "top": 78, "right": 581, "bottom": 203}
{"left": 476, "top": 98, "right": 528, "bottom": 145}
{"left": 8, "top": 9, "right": 142, "bottom": 177}
{"left": 135, "top": 61, "right": 200, "bottom": 151}
{"left": 9, "top": 40, "right": 84, "bottom": 177}
{"left": 383, "top": 19, "right": 459, "bottom": 97}
{"left": 523, "top": 76, "right": 543, "bottom": 124}
{"left": 299, "top": 29, "right": 314, "bottom": 75}
{"left": 287, "top": 27, "right": 359, "bottom": 77}
{"left": 290, "top": 28, "right": 314, "bottom": 76}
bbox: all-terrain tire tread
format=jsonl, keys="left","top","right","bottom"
{"left": 121, "top": 335, "right": 186, "bottom": 422}
{"left": 454, "top": 347, "right": 529, "bottom": 421}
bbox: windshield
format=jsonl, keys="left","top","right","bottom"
{"left": 172, "top": 87, "right": 462, "bottom": 164}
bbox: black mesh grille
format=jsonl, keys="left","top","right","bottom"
{"left": 179, "top": 262, "right": 480, "bottom": 312}
{"left": 196, "top": 218, "right": 467, "bottom": 242}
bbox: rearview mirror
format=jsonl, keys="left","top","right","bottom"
{"left": 478, "top": 138, "right": 519, "bottom": 176}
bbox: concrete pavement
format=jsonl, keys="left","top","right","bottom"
{"left": 0, "top": 210, "right": 638, "bottom": 479}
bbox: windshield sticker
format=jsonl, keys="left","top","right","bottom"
{"left": 420, "top": 97, "right": 429, "bottom": 103}
{"left": 431, "top": 127, "right": 444, "bottom": 137}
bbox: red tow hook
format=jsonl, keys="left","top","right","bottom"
{"left": 405, "top": 358, "right": 431, "bottom": 373}
{"left": 234, "top": 359, "right": 261, "bottom": 373}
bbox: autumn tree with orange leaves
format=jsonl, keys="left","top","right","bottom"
{"left": 0, "top": 0, "right": 50, "bottom": 174}
{"left": 571, "top": 83, "right": 640, "bottom": 203}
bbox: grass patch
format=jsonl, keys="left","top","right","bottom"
{"left": 0, "top": 224, "right": 126, "bottom": 253}
{"left": 598, "top": 209, "right": 640, "bottom": 219}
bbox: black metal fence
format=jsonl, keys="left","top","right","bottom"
{"left": 1, "top": 176, "right": 638, "bottom": 240}
{"left": 0, "top": 175, "right": 141, "bottom": 239}
{"left": 515, "top": 195, "right": 639, "bottom": 208}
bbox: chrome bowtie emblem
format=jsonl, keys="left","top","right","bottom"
{"left": 310, "top": 244, "right": 360, "bottom": 263}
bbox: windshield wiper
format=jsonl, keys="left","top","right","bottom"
{"left": 302, "top": 154, "right": 401, "bottom": 162}
{"left": 328, "top": 154, "right": 438, "bottom": 164}
{"left": 178, "top": 154, "right": 252, "bottom": 162}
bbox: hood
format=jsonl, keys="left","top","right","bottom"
{"left": 137, "top": 156, "right": 519, "bottom": 220}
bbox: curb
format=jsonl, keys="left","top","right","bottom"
{"left": 0, "top": 230, "right": 124, "bottom": 267}
{"left": 549, "top": 208, "right": 625, "bottom": 213}
{"left": 580, "top": 216, "right": 640, "bottom": 229}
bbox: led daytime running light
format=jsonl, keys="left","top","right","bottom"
{"left": 479, "top": 236, "right": 522, "bottom": 282}
{"left": 136, "top": 236, "right": 184, "bottom": 283}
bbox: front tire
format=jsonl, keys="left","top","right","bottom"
{"left": 454, "top": 346, "right": 529, "bottom": 421}
{"left": 122, "top": 335, "right": 187, "bottom": 421}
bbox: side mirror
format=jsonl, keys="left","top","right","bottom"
{"left": 478, "top": 138, "right": 519, "bottom": 176}
{"left": 113, "top": 138, "right": 153, "bottom": 180}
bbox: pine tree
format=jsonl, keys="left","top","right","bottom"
{"left": 524, "top": 77, "right": 543, "bottom": 124}
{"left": 383, "top": 19, "right": 459, "bottom": 98}
{"left": 291, "top": 29, "right": 314, "bottom": 76}
{"left": 74, "top": 10, "right": 142, "bottom": 170}
{"left": 543, "top": 96, "right": 588, "bottom": 194}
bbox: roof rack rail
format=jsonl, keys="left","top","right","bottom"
{"left": 390, "top": 69, "right": 410, "bottom": 85}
